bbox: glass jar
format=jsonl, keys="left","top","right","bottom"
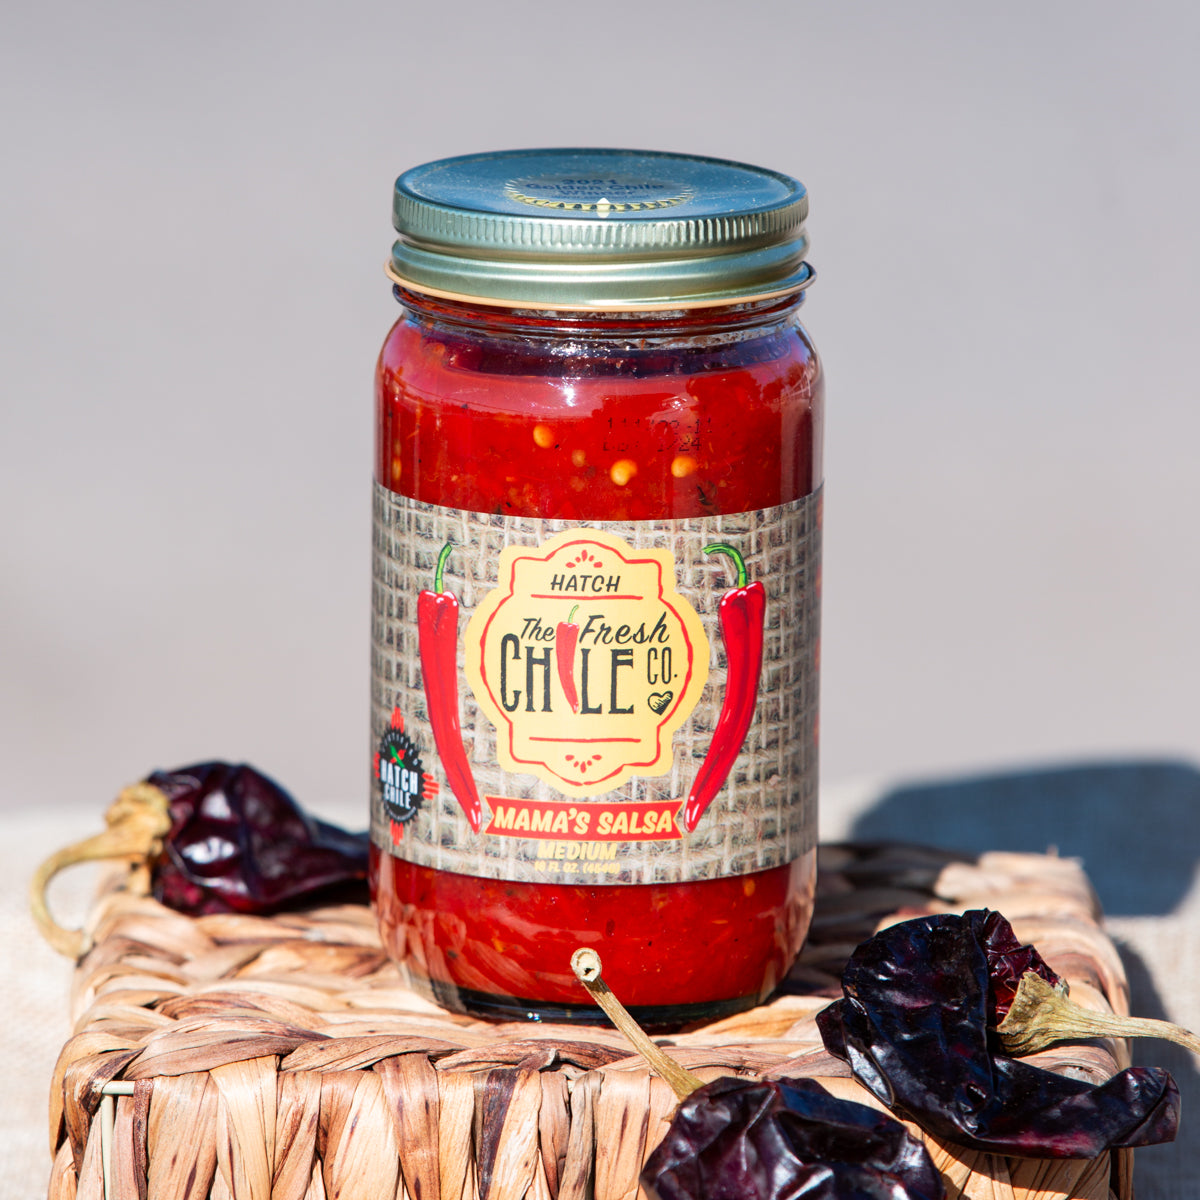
{"left": 370, "top": 149, "right": 823, "bottom": 1027}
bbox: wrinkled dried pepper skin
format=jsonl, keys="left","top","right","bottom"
{"left": 976, "top": 906, "right": 1063, "bottom": 1019}
{"left": 149, "top": 762, "right": 369, "bottom": 915}
{"left": 817, "top": 909, "right": 1179, "bottom": 1158}
{"left": 642, "top": 1076, "right": 944, "bottom": 1200}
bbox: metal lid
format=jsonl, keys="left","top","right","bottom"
{"left": 389, "top": 148, "right": 813, "bottom": 310}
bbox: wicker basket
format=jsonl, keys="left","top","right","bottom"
{"left": 47, "top": 843, "right": 1135, "bottom": 1200}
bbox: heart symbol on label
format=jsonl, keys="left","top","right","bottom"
{"left": 647, "top": 691, "right": 674, "bottom": 715}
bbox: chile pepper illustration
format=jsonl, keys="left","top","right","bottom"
{"left": 418, "top": 542, "right": 483, "bottom": 832}
{"left": 684, "top": 543, "right": 766, "bottom": 832}
{"left": 556, "top": 604, "right": 581, "bottom": 713}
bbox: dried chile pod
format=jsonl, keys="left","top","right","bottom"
{"left": 570, "top": 949, "right": 943, "bottom": 1200}
{"left": 643, "top": 1075, "right": 944, "bottom": 1200}
{"left": 32, "top": 761, "right": 373, "bottom": 955}
{"left": 817, "top": 909, "right": 1179, "bottom": 1158}
{"left": 148, "top": 762, "right": 370, "bottom": 915}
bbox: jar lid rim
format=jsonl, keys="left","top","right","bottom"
{"left": 384, "top": 260, "right": 816, "bottom": 312}
{"left": 391, "top": 148, "right": 813, "bottom": 307}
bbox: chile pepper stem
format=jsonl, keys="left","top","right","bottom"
{"left": 568, "top": 604, "right": 579, "bottom": 623}
{"left": 434, "top": 542, "right": 454, "bottom": 594}
{"left": 30, "top": 783, "right": 173, "bottom": 958}
{"left": 571, "top": 948, "right": 703, "bottom": 1100}
{"left": 704, "top": 543, "right": 747, "bottom": 589}
{"left": 997, "top": 970, "right": 1200, "bottom": 1059}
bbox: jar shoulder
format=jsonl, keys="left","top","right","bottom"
{"left": 376, "top": 310, "right": 821, "bottom": 416}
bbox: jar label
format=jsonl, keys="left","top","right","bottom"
{"left": 370, "top": 485, "right": 821, "bottom": 886}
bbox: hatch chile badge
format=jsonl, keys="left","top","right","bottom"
{"left": 374, "top": 708, "right": 438, "bottom": 842}
{"left": 464, "top": 530, "right": 709, "bottom": 796}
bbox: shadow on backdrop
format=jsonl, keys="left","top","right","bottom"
{"left": 848, "top": 759, "right": 1200, "bottom": 917}
{"left": 1114, "top": 939, "right": 1200, "bottom": 1195}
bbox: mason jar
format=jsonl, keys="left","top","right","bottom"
{"left": 370, "top": 148, "right": 823, "bottom": 1026}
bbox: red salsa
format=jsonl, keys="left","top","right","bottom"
{"left": 371, "top": 149, "right": 822, "bottom": 1025}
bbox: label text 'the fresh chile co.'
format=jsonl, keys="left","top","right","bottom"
{"left": 465, "top": 529, "right": 709, "bottom": 797}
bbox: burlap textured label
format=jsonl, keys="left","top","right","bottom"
{"left": 370, "top": 485, "right": 821, "bottom": 886}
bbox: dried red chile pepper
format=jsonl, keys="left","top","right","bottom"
{"left": 149, "top": 761, "right": 370, "bottom": 915}
{"left": 571, "top": 948, "right": 942, "bottom": 1200}
{"left": 683, "top": 542, "right": 766, "bottom": 832}
{"left": 417, "top": 541, "right": 483, "bottom": 832}
{"left": 643, "top": 1076, "right": 945, "bottom": 1200}
{"left": 816, "top": 909, "right": 1179, "bottom": 1158}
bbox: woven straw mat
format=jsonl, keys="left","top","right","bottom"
{"left": 48, "top": 843, "right": 1136, "bottom": 1200}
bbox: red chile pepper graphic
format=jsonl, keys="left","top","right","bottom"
{"left": 418, "top": 542, "right": 483, "bottom": 832}
{"left": 684, "top": 543, "right": 766, "bottom": 832}
{"left": 557, "top": 604, "right": 581, "bottom": 713}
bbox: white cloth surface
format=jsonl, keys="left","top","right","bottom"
{"left": 6, "top": 778, "right": 1199, "bottom": 1198}
{"left": 3, "top": 814, "right": 91, "bottom": 1200}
